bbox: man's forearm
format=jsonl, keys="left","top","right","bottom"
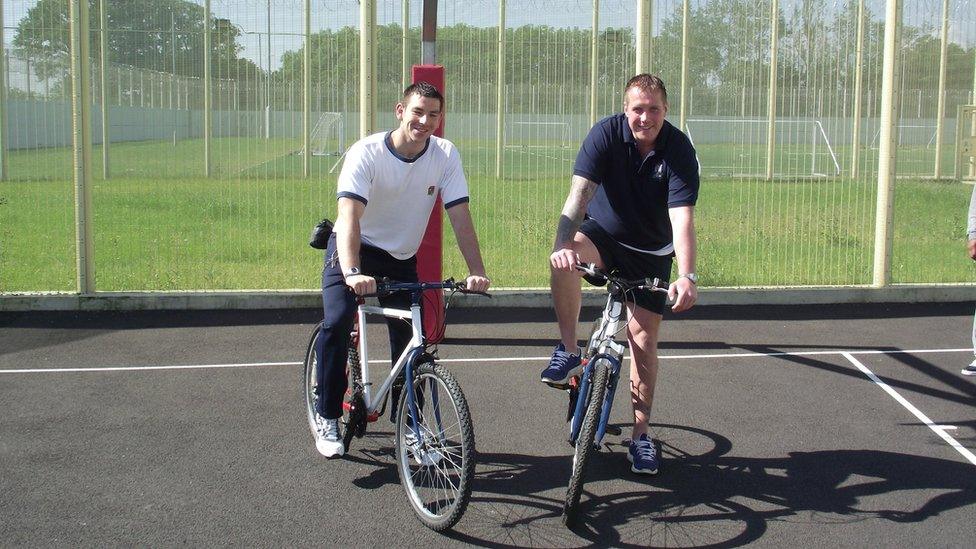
{"left": 670, "top": 206, "right": 697, "bottom": 276}
{"left": 968, "top": 185, "right": 976, "bottom": 240}
{"left": 554, "top": 175, "right": 597, "bottom": 250}
{"left": 335, "top": 215, "right": 361, "bottom": 272}
{"left": 447, "top": 205, "right": 487, "bottom": 277}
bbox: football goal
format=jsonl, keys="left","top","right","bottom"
{"left": 304, "top": 112, "right": 346, "bottom": 157}
{"left": 685, "top": 118, "right": 841, "bottom": 178}
{"left": 505, "top": 121, "right": 572, "bottom": 154}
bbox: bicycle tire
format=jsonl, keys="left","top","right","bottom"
{"left": 563, "top": 359, "right": 610, "bottom": 527}
{"left": 394, "top": 361, "right": 475, "bottom": 531}
{"left": 303, "top": 323, "right": 364, "bottom": 452}
{"left": 302, "top": 323, "right": 322, "bottom": 437}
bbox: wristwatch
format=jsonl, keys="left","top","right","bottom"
{"left": 343, "top": 266, "right": 361, "bottom": 278}
{"left": 678, "top": 272, "right": 698, "bottom": 284}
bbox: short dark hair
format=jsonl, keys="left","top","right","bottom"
{"left": 401, "top": 81, "right": 445, "bottom": 110}
{"left": 624, "top": 73, "right": 668, "bottom": 107}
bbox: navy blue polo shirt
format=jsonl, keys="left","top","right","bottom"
{"left": 574, "top": 115, "right": 699, "bottom": 254}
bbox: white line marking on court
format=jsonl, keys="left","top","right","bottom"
{"left": 1, "top": 347, "right": 972, "bottom": 374}
{"left": 841, "top": 352, "right": 976, "bottom": 467}
{"left": 0, "top": 362, "right": 300, "bottom": 374}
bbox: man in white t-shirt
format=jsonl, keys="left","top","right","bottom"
{"left": 312, "top": 82, "right": 491, "bottom": 457}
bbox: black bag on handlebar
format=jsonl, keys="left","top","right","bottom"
{"left": 309, "top": 218, "right": 334, "bottom": 249}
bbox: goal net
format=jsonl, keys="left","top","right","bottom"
{"left": 685, "top": 118, "right": 841, "bottom": 178}
{"left": 504, "top": 121, "right": 572, "bottom": 157}
{"left": 306, "top": 112, "right": 346, "bottom": 157}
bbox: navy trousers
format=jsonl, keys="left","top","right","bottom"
{"left": 315, "top": 232, "right": 418, "bottom": 419}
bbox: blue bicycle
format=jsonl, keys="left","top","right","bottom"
{"left": 562, "top": 263, "right": 669, "bottom": 527}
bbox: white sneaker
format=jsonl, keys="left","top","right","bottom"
{"left": 962, "top": 359, "right": 976, "bottom": 377}
{"left": 405, "top": 425, "right": 443, "bottom": 466}
{"left": 314, "top": 415, "right": 344, "bottom": 458}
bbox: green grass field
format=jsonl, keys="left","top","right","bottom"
{"left": 1, "top": 138, "right": 973, "bottom": 292}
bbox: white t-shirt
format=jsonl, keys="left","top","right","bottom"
{"left": 337, "top": 132, "right": 469, "bottom": 260}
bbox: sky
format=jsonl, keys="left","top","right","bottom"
{"left": 2, "top": 0, "right": 973, "bottom": 72}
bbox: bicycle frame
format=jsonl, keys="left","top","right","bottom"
{"left": 354, "top": 299, "right": 428, "bottom": 419}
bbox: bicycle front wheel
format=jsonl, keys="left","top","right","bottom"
{"left": 563, "top": 359, "right": 610, "bottom": 527}
{"left": 394, "top": 361, "right": 475, "bottom": 531}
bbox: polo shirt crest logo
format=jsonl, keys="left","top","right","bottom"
{"left": 427, "top": 185, "right": 436, "bottom": 195}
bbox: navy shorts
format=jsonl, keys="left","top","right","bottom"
{"left": 579, "top": 218, "right": 672, "bottom": 315}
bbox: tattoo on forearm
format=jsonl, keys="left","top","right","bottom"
{"left": 554, "top": 177, "right": 596, "bottom": 248}
{"left": 555, "top": 215, "right": 580, "bottom": 248}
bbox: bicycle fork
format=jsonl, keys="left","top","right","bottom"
{"left": 568, "top": 348, "right": 624, "bottom": 448}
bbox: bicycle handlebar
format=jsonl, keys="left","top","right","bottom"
{"left": 359, "top": 278, "right": 491, "bottom": 298}
{"left": 575, "top": 263, "right": 669, "bottom": 294}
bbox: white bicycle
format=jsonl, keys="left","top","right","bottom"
{"left": 302, "top": 278, "right": 488, "bottom": 531}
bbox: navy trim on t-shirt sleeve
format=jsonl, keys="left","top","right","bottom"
{"left": 337, "top": 191, "right": 367, "bottom": 205}
{"left": 444, "top": 196, "right": 470, "bottom": 209}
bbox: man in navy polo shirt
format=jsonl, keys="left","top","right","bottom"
{"left": 541, "top": 74, "right": 700, "bottom": 475}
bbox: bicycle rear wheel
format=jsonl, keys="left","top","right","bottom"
{"left": 302, "top": 323, "right": 322, "bottom": 437}
{"left": 563, "top": 359, "right": 610, "bottom": 527}
{"left": 394, "top": 361, "right": 475, "bottom": 531}
{"left": 303, "top": 323, "right": 363, "bottom": 452}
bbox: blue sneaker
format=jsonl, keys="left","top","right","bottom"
{"left": 627, "top": 434, "right": 659, "bottom": 475}
{"left": 540, "top": 343, "right": 583, "bottom": 386}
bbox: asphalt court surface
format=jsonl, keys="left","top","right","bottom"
{"left": 2, "top": 302, "right": 975, "bottom": 547}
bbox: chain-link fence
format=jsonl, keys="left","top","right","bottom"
{"left": 1, "top": 0, "right": 974, "bottom": 293}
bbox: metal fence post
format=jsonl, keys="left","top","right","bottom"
{"left": 636, "top": 0, "right": 651, "bottom": 74}
{"left": 589, "top": 0, "right": 599, "bottom": 125}
{"left": 360, "top": 0, "right": 377, "bottom": 137}
{"left": 303, "top": 0, "right": 310, "bottom": 178}
{"left": 0, "top": 0, "right": 7, "bottom": 181}
{"left": 69, "top": 0, "right": 95, "bottom": 294}
{"left": 402, "top": 0, "right": 410, "bottom": 92}
{"left": 99, "top": 0, "right": 109, "bottom": 179}
{"left": 873, "top": 0, "right": 902, "bottom": 287}
{"left": 204, "top": 0, "right": 212, "bottom": 177}
{"left": 679, "top": 0, "right": 689, "bottom": 132}
{"left": 851, "top": 0, "right": 865, "bottom": 178}
{"left": 933, "top": 0, "right": 948, "bottom": 178}
{"left": 495, "top": 0, "right": 505, "bottom": 179}
{"left": 765, "top": 0, "right": 780, "bottom": 181}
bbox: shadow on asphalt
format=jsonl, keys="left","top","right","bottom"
{"left": 317, "top": 422, "right": 975, "bottom": 548}
{"left": 445, "top": 424, "right": 976, "bottom": 548}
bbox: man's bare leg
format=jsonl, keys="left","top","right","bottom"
{"left": 626, "top": 305, "right": 663, "bottom": 440}
{"left": 550, "top": 232, "right": 603, "bottom": 350}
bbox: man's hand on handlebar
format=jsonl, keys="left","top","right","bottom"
{"left": 550, "top": 247, "right": 581, "bottom": 273}
{"left": 345, "top": 274, "right": 377, "bottom": 296}
{"left": 464, "top": 274, "right": 491, "bottom": 294}
{"left": 668, "top": 276, "right": 697, "bottom": 313}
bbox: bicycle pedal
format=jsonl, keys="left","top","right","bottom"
{"left": 605, "top": 425, "right": 622, "bottom": 436}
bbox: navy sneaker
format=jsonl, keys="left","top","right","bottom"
{"left": 627, "top": 434, "right": 659, "bottom": 475}
{"left": 540, "top": 343, "right": 583, "bottom": 386}
{"left": 963, "top": 359, "right": 976, "bottom": 376}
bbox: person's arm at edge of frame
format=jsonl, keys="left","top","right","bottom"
{"left": 967, "top": 184, "right": 976, "bottom": 261}
{"left": 550, "top": 175, "right": 599, "bottom": 272}
{"left": 445, "top": 202, "right": 491, "bottom": 293}
{"left": 335, "top": 196, "right": 376, "bottom": 295}
{"left": 668, "top": 205, "right": 697, "bottom": 313}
